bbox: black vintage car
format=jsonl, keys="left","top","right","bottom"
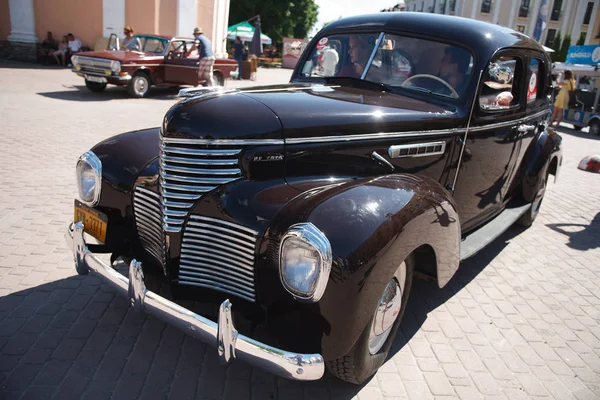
{"left": 66, "top": 13, "right": 562, "bottom": 384}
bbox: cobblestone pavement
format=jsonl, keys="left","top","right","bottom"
{"left": 0, "top": 61, "right": 599, "bottom": 400}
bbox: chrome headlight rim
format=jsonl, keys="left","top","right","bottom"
{"left": 279, "top": 222, "right": 332, "bottom": 302}
{"left": 71, "top": 55, "right": 80, "bottom": 67}
{"left": 110, "top": 60, "right": 121, "bottom": 74}
{"left": 76, "top": 151, "right": 102, "bottom": 206}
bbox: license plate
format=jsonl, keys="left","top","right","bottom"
{"left": 74, "top": 200, "right": 108, "bottom": 243}
{"left": 86, "top": 75, "right": 107, "bottom": 83}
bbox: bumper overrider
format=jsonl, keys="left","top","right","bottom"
{"left": 65, "top": 222, "right": 325, "bottom": 380}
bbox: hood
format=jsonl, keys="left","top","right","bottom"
{"left": 76, "top": 50, "right": 155, "bottom": 62}
{"left": 162, "top": 83, "right": 462, "bottom": 142}
{"left": 240, "top": 84, "right": 462, "bottom": 141}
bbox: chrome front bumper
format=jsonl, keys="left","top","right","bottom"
{"left": 65, "top": 222, "right": 324, "bottom": 380}
{"left": 72, "top": 69, "right": 132, "bottom": 81}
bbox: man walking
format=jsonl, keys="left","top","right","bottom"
{"left": 189, "top": 27, "right": 215, "bottom": 86}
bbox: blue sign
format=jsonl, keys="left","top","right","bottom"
{"left": 565, "top": 45, "right": 600, "bottom": 65}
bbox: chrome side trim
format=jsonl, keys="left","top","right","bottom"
{"left": 388, "top": 141, "right": 446, "bottom": 158}
{"left": 468, "top": 109, "right": 551, "bottom": 132}
{"left": 65, "top": 222, "right": 324, "bottom": 380}
{"left": 285, "top": 128, "right": 460, "bottom": 144}
{"left": 162, "top": 137, "right": 286, "bottom": 146}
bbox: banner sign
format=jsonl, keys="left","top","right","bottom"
{"left": 282, "top": 38, "right": 309, "bottom": 69}
{"left": 565, "top": 45, "right": 600, "bottom": 65}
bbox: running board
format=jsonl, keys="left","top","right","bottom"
{"left": 460, "top": 202, "right": 531, "bottom": 261}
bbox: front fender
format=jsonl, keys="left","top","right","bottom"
{"left": 521, "top": 127, "right": 562, "bottom": 201}
{"left": 269, "top": 174, "right": 460, "bottom": 360}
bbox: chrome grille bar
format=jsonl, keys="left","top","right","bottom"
{"left": 179, "top": 215, "right": 257, "bottom": 302}
{"left": 159, "top": 138, "right": 243, "bottom": 232}
{"left": 133, "top": 187, "right": 165, "bottom": 268}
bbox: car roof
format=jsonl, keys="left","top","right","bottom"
{"left": 320, "top": 12, "right": 546, "bottom": 57}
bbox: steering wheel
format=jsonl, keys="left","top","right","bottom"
{"left": 402, "top": 74, "right": 458, "bottom": 98}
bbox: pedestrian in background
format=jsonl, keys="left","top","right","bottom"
{"left": 550, "top": 69, "right": 576, "bottom": 127}
{"left": 232, "top": 36, "right": 244, "bottom": 80}
{"left": 189, "top": 27, "right": 215, "bottom": 86}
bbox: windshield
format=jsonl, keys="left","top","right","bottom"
{"left": 123, "top": 35, "right": 168, "bottom": 54}
{"left": 300, "top": 33, "right": 474, "bottom": 99}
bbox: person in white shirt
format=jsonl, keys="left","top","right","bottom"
{"left": 66, "top": 33, "right": 83, "bottom": 67}
{"left": 321, "top": 45, "right": 339, "bottom": 76}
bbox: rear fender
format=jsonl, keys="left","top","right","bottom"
{"left": 521, "top": 127, "right": 562, "bottom": 201}
{"left": 269, "top": 174, "right": 460, "bottom": 360}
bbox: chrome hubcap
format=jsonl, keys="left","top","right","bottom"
{"left": 135, "top": 78, "right": 147, "bottom": 94}
{"left": 368, "top": 261, "right": 406, "bottom": 355}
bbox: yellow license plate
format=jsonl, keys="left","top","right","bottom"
{"left": 74, "top": 200, "right": 108, "bottom": 243}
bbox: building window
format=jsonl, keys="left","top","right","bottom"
{"left": 583, "top": 2, "right": 594, "bottom": 25}
{"left": 516, "top": 25, "right": 526, "bottom": 33}
{"left": 545, "top": 29, "right": 557, "bottom": 46}
{"left": 481, "top": 0, "right": 492, "bottom": 14}
{"left": 449, "top": 0, "right": 456, "bottom": 13}
{"left": 518, "top": 0, "right": 530, "bottom": 18}
{"left": 550, "top": 0, "right": 562, "bottom": 21}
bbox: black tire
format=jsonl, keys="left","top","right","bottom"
{"left": 213, "top": 72, "right": 224, "bottom": 86}
{"left": 518, "top": 174, "right": 548, "bottom": 227}
{"left": 127, "top": 72, "right": 151, "bottom": 98}
{"left": 572, "top": 125, "right": 582, "bottom": 131}
{"left": 589, "top": 120, "right": 600, "bottom": 136}
{"left": 85, "top": 79, "right": 107, "bottom": 92}
{"left": 326, "top": 256, "right": 414, "bottom": 384}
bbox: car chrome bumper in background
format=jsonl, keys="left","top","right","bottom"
{"left": 65, "top": 222, "right": 325, "bottom": 381}
{"left": 73, "top": 70, "right": 132, "bottom": 81}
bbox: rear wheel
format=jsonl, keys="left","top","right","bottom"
{"left": 518, "top": 174, "right": 548, "bottom": 227}
{"left": 213, "top": 71, "right": 224, "bottom": 86}
{"left": 326, "top": 256, "right": 414, "bottom": 384}
{"left": 127, "top": 72, "right": 151, "bottom": 98}
{"left": 85, "top": 80, "right": 107, "bottom": 92}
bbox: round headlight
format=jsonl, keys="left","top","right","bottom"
{"left": 279, "top": 222, "right": 332, "bottom": 302}
{"left": 71, "top": 55, "right": 80, "bottom": 67}
{"left": 76, "top": 151, "right": 102, "bottom": 206}
{"left": 110, "top": 60, "right": 121, "bottom": 73}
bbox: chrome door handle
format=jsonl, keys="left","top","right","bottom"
{"left": 517, "top": 124, "right": 535, "bottom": 132}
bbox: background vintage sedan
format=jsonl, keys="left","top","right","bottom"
{"left": 71, "top": 34, "right": 237, "bottom": 97}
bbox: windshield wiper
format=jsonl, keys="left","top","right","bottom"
{"left": 323, "top": 76, "right": 393, "bottom": 92}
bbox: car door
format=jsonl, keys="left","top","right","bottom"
{"left": 452, "top": 52, "right": 527, "bottom": 232}
{"left": 164, "top": 40, "right": 199, "bottom": 85}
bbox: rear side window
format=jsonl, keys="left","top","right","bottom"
{"left": 480, "top": 57, "right": 520, "bottom": 111}
{"left": 527, "top": 58, "right": 545, "bottom": 103}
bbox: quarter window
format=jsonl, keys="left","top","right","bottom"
{"left": 480, "top": 57, "right": 519, "bottom": 110}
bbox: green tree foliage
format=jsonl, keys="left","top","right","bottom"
{"left": 550, "top": 31, "right": 562, "bottom": 62}
{"left": 229, "top": 0, "right": 319, "bottom": 44}
{"left": 559, "top": 34, "right": 571, "bottom": 62}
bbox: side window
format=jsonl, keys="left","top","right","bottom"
{"left": 480, "top": 57, "right": 520, "bottom": 111}
{"left": 527, "top": 58, "right": 545, "bottom": 104}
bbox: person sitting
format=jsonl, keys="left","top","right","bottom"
{"left": 66, "top": 33, "right": 82, "bottom": 67}
{"left": 338, "top": 35, "right": 373, "bottom": 78}
{"left": 50, "top": 35, "right": 69, "bottom": 66}
{"left": 39, "top": 31, "right": 58, "bottom": 62}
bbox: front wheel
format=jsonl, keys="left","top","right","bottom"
{"left": 127, "top": 73, "right": 151, "bottom": 98}
{"left": 85, "top": 80, "right": 107, "bottom": 92}
{"left": 518, "top": 174, "right": 548, "bottom": 227}
{"left": 326, "top": 257, "right": 414, "bottom": 384}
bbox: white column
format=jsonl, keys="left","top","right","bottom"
{"left": 584, "top": 1, "right": 599, "bottom": 44}
{"left": 508, "top": 0, "right": 519, "bottom": 30}
{"left": 572, "top": 0, "right": 589, "bottom": 47}
{"left": 560, "top": 0, "right": 573, "bottom": 37}
{"left": 492, "top": 0, "right": 502, "bottom": 24}
{"left": 211, "top": 0, "right": 229, "bottom": 57}
{"left": 471, "top": 0, "right": 479, "bottom": 19}
{"left": 102, "top": 0, "right": 125, "bottom": 38}
{"left": 177, "top": 0, "right": 198, "bottom": 37}
{"left": 7, "top": 0, "right": 37, "bottom": 43}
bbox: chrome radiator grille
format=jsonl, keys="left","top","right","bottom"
{"left": 76, "top": 56, "right": 113, "bottom": 74}
{"left": 133, "top": 187, "right": 165, "bottom": 265}
{"left": 160, "top": 138, "right": 243, "bottom": 232}
{"left": 179, "top": 215, "right": 257, "bottom": 302}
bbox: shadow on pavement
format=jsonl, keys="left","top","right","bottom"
{"left": 387, "top": 224, "right": 526, "bottom": 361}
{"left": 36, "top": 85, "right": 182, "bottom": 102}
{"left": 0, "top": 60, "right": 67, "bottom": 70}
{"left": 556, "top": 124, "right": 600, "bottom": 141}
{"left": 0, "top": 225, "right": 529, "bottom": 399}
{"left": 547, "top": 211, "right": 600, "bottom": 251}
